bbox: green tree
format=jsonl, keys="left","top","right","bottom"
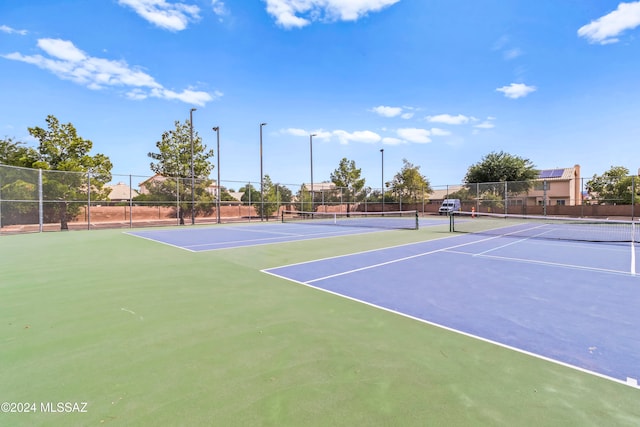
{"left": 296, "top": 184, "right": 312, "bottom": 212}
{"left": 219, "top": 187, "right": 237, "bottom": 202}
{"left": 146, "top": 119, "right": 215, "bottom": 223}
{"left": 586, "top": 166, "right": 638, "bottom": 205}
{"left": 0, "top": 137, "right": 37, "bottom": 167}
{"left": 390, "top": 159, "right": 431, "bottom": 204}
{"left": 27, "top": 115, "right": 113, "bottom": 229}
{"left": 254, "top": 175, "right": 282, "bottom": 220}
{"left": 240, "top": 184, "right": 260, "bottom": 207}
{"left": 330, "top": 158, "right": 365, "bottom": 213}
{"left": 464, "top": 151, "right": 537, "bottom": 200}
{"left": 276, "top": 185, "right": 293, "bottom": 207}
{"left": 0, "top": 138, "right": 40, "bottom": 225}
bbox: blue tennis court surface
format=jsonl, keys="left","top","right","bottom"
{"left": 263, "top": 232, "right": 640, "bottom": 388}
{"left": 126, "top": 218, "right": 446, "bottom": 251}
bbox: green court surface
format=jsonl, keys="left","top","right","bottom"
{"left": 1, "top": 225, "right": 639, "bottom": 426}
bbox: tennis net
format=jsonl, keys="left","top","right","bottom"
{"left": 450, "top": 211, "right": 638, "bottom": 243}
{"left": 281, "top": 210, "right": 419, "bottom": 230}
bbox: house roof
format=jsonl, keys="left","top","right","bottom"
{"left": 107, "top": 182, "right": 139, "bottom": 200}
{"left": 302, "top": 182, "right": 336, "bottom": 191}
{"left": 429, "top": 185, "right": 464, "bottom": 200}
{"left": 537, "top": 165, "right": 579, "bottom": 180}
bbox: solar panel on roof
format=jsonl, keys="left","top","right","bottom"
{"left": 539, "top": 169, "right": 564, "bottom": 178}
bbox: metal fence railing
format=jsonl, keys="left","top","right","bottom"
{"left": 2, "top": 163, "right": 639, "bottom": 234}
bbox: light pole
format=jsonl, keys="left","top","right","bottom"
{"left": 213, "top": 126, "right": 220, "bottom": 224}
{"left": 176, "top": 149, "right": 182, "bottom": 225}
{"left": 189, "top": 107, "right": 197, "bottom": 225}
{"left": 310, "top": 133, "right": 316, "bottom": 213}
{"left": 260, "top": 122, "right": 267, "bottom": 221}
{"left": 380, "top": 148, "right": 384, "bottom": 213}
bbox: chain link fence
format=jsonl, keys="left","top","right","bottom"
{"left": 2, "top": 163, "right": 639, "bottom": 234}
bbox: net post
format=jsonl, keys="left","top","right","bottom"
{"left": 449, "top": 212, "right": 454, "bottom": 232}
{"left": 415, "top": 210, "right": 419, "bottom": 230}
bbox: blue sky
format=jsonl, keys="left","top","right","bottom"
{"left": 1, "top": 0, "right": 640, "bottom": 190}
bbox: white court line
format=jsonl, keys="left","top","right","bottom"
{"left": 125, "top": 224, "right": 385, "bottom": 252}
{"left": 472, "top": 226, "right": 557, "bottom": 257}
{"left": 304, "top": 234, "right": 507, "bottom": 284}
{"left": 221, "top": 227, "right": 307, "bottom": 237}
{"left": 184, "top": 228, "right": 367, "bottom": 249}
{"left": 183, "top": 228, "right": 387, "bottom": 252}
{"left": 445, "top": 250, "right": 637, "bottom": 277}
{"left": 631, "top": 239, "right": 636, "bottom": 276}
{"left": 123, "top": 231, "right": 198, "bottom": 252}
{"left": 467, "top": 225, "right": 638, "bottom": 275}
{"left": 261, "top": 269, "right": 640, "bottom": 390}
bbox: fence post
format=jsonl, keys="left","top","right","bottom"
{"left": 129, "top": 174, "right": 133, "bottom": 228}
{"left": 504, "top": 181, "right": 508, "bottom": 215}
{"left": 87, "top": 170, "right": 91, "bottom": 230}
{"left": 632, "top": 175, "right": 635, "bottom": 221}
{"left": 0, "top": 169, "right": 2, "bottom": 232}
{"left": 581, "top": 177, "right": 584, "bottom": 218}
{"left": 38, "top": 169, "right": 43, "bottom": 232}
{"left": 543, "top": 180, "right": 547, "bottom": 216}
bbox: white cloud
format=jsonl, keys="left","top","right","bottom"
{"left": 0, "top": 25, "right": 28, "bottom": 35}
{"left": 578, "top": 2, "right": 640, "bottom": 45}
{"left": 283, "top": 128, "right": 381, "bottom": 144}
{"left": 426, "top": 114, "right": 470, "bottom": 125}
{"left": 370, "top": 105, "right": 416, "bottom": 119}
{"left": 282, "top": 128, "right": 309, "bottom": 136}
{"left": 333, "top": 129, "right": 381, "bottom": 144}
{"left": 503, "top": 48, "right": 523, "bottom": 60}
{"left": 211, "top": 0, "right": 228, "bottom": 19}
{"left": 3, "top": 38, "right": 215, "bottom": 106}
{"left": 264, "top": 0, "right": 400, "bottom": 29}
{"left": 282, "top": 128, "right": 332, "bottom": 139}
{"left": 429, "top": 127, "right": 451, "bottom": 136}
{"left": 38, "top": 38, "right": 87, "bottom": 62}
{"left": 371, "top": 105, "right": 402, "bottom": 117}
{"left": 397, "top": 128, "right": 431, "bottom": 143}
{"left": 493, "top": 34, "right": 523, "bottom": 61}
{"left": 474, "top": 121, "right": 495, "bottom": 129}
{"left": 496, "top": 83, "right": 536, "bottom": 99}
{"left": 313, "top": 130, "right": 333, "bottom": 139}
{"left": 212, "top": 0, "right": 226, "bottom": 15}
{"left": 381, "top": 137, "right": 403, "bottom": 145}
{"left": 118, "top": 0, "right": 200, "bottom": 31}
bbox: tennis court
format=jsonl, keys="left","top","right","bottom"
{"left": 2, "top": 211, "right": 640, "bottom": 426}
{"left": 126, "top": 210, "right": 430, "bottom": 251}
{"left": 264, "top": 230, "right": 640, "bottom": 387}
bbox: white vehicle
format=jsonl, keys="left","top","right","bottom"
{"left": 438, "top": 199, "right": 461, "bottom": 215}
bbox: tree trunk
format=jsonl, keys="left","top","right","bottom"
{"left": 60, "top": 201, "right": 69, "bottom": 230}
